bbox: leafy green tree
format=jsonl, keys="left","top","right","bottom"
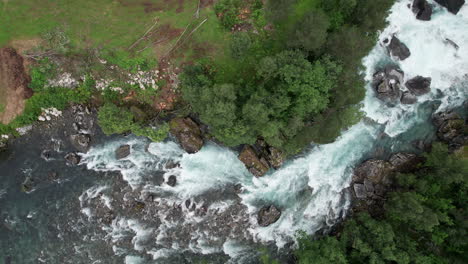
{"left": 295, "top": 233, "right": 347, "bottom": 264}
{"left": 286, "top": 10, "right": 330, "bottom": 54}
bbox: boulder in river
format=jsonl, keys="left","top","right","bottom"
{"left": 169, "top": 117, "right": 204, "bottom": 154}
{"left": 388, "top": 36, "right": 411, "bottom": 60}
{"left": 257, "top": 205, "right": 281, "bottom": 227}
{"left": 70, "top": 133, "right": 91, "bottom": 152}
{"left": 405, "top": 76, "right": 431, "bottom": 95}
{"left": 238, "top": 145, "right": 270, "bottom": 177}
{"left": 115, "top": 145, "right": 131, "bottom": 160}
{"left": 65, "top": 152, "right": 81, "bottom": 166}
{"left": 372, "top": 66, "right": 404, "bottom": 103}
{"left": 167, "top": 175, "right": 177, "bottom": 187}
{"left": 412, "top": 0, "right": 433, "bottom": 20}
{"left": 435, "top": 0, "right": 465, "bottom": 15}
{"left": 401, "top": 91, "right": 418, "bottom": 104}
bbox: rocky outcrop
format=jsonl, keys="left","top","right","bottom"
{"left": 435, "top": 0, "right": 465, "bottom": 14}
{"left": 389, "top": 152, "right": 424, "bottom": 173}
{"left": 433, "top": 110, "right": 467, "bottom": 151}
{"left": 257, "top": 205, "right": 281, "bottom": 227}
{"left": 115, "top": 145, "right": 131, "bottom": 160}
{"left": 238, "top": 145, "right": 270, "bottom": 177}
{"left": 412, "top": 0, "right": 432, "bottom": 20}
{"left": 405, "top": 76, "right": 431, "bottom": 96}
{"left": 352, "top": 153, "right": 424, "bottom": 202}
{"left": 353, "top": 159, "right": 394, "bottom": 185}
{"left": 388, "top": 36, "right": 411, "bottom": 60}
{"left": 372, "top": 66, "right": 404, "bottom": 103}
{"left": 169, "top": 117, "right": 204, "bottom": 154}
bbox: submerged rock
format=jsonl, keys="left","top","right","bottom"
{"left": 435, "top": 0, "right": 465, "bottom": 14}
{"left": 444, "top": 38, "right": 460, "bottom": 50}
{"left": 169, "top": 117, "right": 204, "bottom": 154}
{"left": 412, "top": 0, "right": 433, "bottom": 20}
{"left": 65, "top": 152, "right": 81, "bottom": 166}
{"left": 405, "top": 76, "right": 432, "bottom": 95}
{"left": 21, "top": 177, "right": 35, "bottom": 193}
{"left": 388, "top": 36, "right": 411, "bottom": 60}
{"left": 401, "top": 91, "right": 418, "bottom": 104}
{"left": 238, "top": 145, "right": 270, "bottom": 177}
{"left": 115, "top": 145, "right": 131, "bottom": 160}
{"left": 258, "top": 205, "right": 281, "bottom": 227}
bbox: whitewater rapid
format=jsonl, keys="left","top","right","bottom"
{"left": 80, "top": 1, "right": 468, "bottom": 262}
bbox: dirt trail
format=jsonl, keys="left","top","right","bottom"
{"left": 0, "top": 47, "right": 33, "bottom": 124}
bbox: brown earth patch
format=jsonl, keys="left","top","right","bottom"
{"left": 200, "top": 0, "right": 215, "bottom": 8}
{"left": 0, "top": 48, "right": 33, "bottom": 124}
{"left": 119, "top": 0, "right": 185, "bottom": 13}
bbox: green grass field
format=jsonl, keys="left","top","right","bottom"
{"left": 0, "top": 0, "right": 228, "bottom": 62}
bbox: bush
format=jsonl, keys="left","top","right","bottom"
{"left": 97, "top": 103, "right": 168, "bottom": 142}
{"left": 97, "top": 103, "right": 135, "bottom": 135}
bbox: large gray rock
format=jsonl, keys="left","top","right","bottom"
{"left": 388, "top": 37, "right": 411, "bottom": 60}
{"left": 353, "top": 159, "right": 394, "bottom": 185}
{"left": 412, "top": 0, "right": 433, "bottom": 20}
{"left": 373, "top": 66, "right": 404, "bottom": 103}
{"left": 389, "top": 152, "right": 424, "bottom": 173}
{"left": 115, "top": 145, "right": 131, "bottom": 160}
{"left": 169, "top": 117, "right": 204, "bottom": 154}
{"left": 257, "top": 205, "right": 281, "bottom": 227}
{"left": 435, "top": 0, "right": 465, "bottom": 14}
{"left": 405, "top": 76, "right": 431, "bottom": 96}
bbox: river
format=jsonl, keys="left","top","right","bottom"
{"left": 1, "top": 1, "right": 467, "bottom": 263}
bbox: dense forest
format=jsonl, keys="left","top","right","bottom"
{"left": 293, "top": 143, "right": 468, "bottom": 264}
{"left": 181, "top": 0, "right": 394, "bottom": 154}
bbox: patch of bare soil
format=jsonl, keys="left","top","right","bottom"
{"left": 200, "top": 0, "right": 215, "bottom": 8}
{"left": 153, "top": 58, "right": 180, "bottom": 111}
{"left": 0, "top": 48, "right": 33, "bottom": 124}
{"left": 119, "top": 0, "right": 185, "bottom": 13}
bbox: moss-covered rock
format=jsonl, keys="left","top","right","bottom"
{"left": 169, "top": 117, "right": 204, "bottom": 154}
